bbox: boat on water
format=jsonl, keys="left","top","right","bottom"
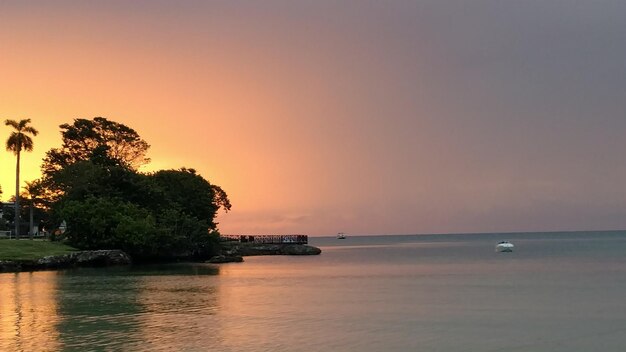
{"left": 495, "top": 241, "right": 514, "bottom": 252}
{"left": 337, "top": 232, "right": 347, "bottom": 239}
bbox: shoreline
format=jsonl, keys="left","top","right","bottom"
{"left": 0, "top": 243, "right": 322, "bottom": 273}
{"left": 208, "top": 242, "right": 322, "bottom": 263}
{"left": 0, "top": 249, "right": 132, "bottom": 273}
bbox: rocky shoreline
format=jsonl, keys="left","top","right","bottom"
{"left": 0, "top": 243, "right": 322, "bottom": 272}
{"left": 0, "top": 250, "right": 132, "bottom": 273}
{"left": 208, "top": 242, "right": 322, "bottom": 263}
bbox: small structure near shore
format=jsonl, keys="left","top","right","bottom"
{"left": 209, "top": 234, "right": 321, "bottom": 263}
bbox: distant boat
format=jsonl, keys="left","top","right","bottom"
{"left": 337, "top": 232, "right": 347, "bottom": 239}
{"left": 495, "top": 241, "right": 514, "bottom": 252}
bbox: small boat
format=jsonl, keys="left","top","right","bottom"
{"left": 336, "top": 232, "right": 347, "bottom": 239}
{"left": 495, "top": 241, "right": 514, "bottom": 252}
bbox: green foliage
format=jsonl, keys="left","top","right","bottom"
{"left": 156, "top": 208, "right": 220, "bottom": 257}
{"left": 59, "top": 197, "right": 156, "bottom": 252}
{"left": 59, "top": 197, "right": 220, "bottom": 259}
{"left": 42, "top": 117, "right": 150, "bottom": 177}
{"left": 37, "top": 117, "right": 229, "bottom": 260}
{"left": 151, "top": 168, "right": 231, "bottom": 230}
{"left": 50, "top": 161, "right": 162, "bottom": 208}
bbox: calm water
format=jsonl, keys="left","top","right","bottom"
{"left": 2, "top": 231, "right": 626, "bottom": 351}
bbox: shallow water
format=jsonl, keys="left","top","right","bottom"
{"left": 2, "top": 231, "right": 626, "bottom": 351}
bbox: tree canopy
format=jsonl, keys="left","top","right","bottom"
{"left": 42, "top": 117, "right": 150, "bottom": 177}
{"left": 37, "top": 117, "right": 230, "bottom": 260}
{"left": 5, "top": 118, "right": 38, "bottom": 155}
{"left": 152, "top": 168, "right": 231, "bottom": 227}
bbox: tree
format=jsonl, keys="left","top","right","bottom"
{"left": 21, "top": 180, "right": 47, "bottom": 239}
{"left": 0, "top": 186, "right": 5, "bottom": 232}
{"left": 42, "top": 117, "right": 150, "bottom": 177}
{"left": 59, "top": 196, "right": 220, "bottom": 259}
{"left": 151, "top": 168, "right": 231, "bottom": 230}
{"left": 39, "top": 118, "right": 230, "bottom": 260}
{"left": 53, "top": 167, "right": 230, "bottom": 259}
{"left": 5, "top": 118, "right": 39, "bottom": 239}
{"left": 59, "top": 196, "right": 157, "bottom": 252}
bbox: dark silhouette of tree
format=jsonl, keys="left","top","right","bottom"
{"left": 5, "top": 118, "right": 39, "bottom": 239}
{"left": 151, "top": 168, "right": 232, "bottom": 230}
{"left": 36, "top": 117, "right": 231, "bottom": 260}
{"left": 42, "top": 117, "right": 150, "bottom": 177}
{"left": 21, "top": 180, "right": 47, "bottom": 239}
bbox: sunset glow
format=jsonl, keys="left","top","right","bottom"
{"left": 2, "top": 1, "right": 626, "bottom": 235}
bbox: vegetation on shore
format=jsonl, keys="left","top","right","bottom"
{"left": 0, "top": 240, "right": 78, "bottom": 261}
{"left": 4, "top": 118, "right": 39, "bottom": 239}
{"left": 2, "top": 117, "right": 231, "bottom": 261}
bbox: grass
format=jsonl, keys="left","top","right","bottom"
{"left": 0, "top": 239, "right": 78, "bottom": 261}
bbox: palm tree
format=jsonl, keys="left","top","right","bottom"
{"left": 21, "top": 181, "right": 39, "bottom": 239}
{"left": 5, "top": 119, "right": 39, "bottom": 239}
{"left": 21, "top": 180, "right": 49, "bottom": 239}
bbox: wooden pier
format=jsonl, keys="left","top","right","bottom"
{"left": 220, "top": 234, "right": 308, "bottom": 245}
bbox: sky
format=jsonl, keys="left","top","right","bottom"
{"left": 1, "top": 0, "right": 626, "bottom": 236}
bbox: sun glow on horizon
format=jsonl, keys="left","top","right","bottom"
{"left": 2, "top": 1, "right": 626, "bottom": 235}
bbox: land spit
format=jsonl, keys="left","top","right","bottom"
{"left": 208, "top": 242, "right": 322, "bottom": 263}
{"left": 0, "top": 250, "right": 132, "bottom": 272}
{"left": 0, "top": 243, "right": 322, "bottom": 271}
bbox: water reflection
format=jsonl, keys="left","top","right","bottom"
{"left": 4, "top": 234, "right": 626, "bottom": 351}
{"left": 0, "top": 271, "right": 61, "bottom": 352}
{"left": 1, "top": 264, "right": 222, "bottom": 351}
{"left": 54, "top": 267, "right": 145, "bottom": 351}
{"left": 134, "top": 269, "right": 222, "bottom": 351}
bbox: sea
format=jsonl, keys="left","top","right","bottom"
{"left": 2, "top": 231, "right": 626, "bottom": 351}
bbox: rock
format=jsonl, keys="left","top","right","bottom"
{"left": 220, "top": 242, "right": 322, "bottom": 256}
{"left": 0, "top": 250, "right": 132, "bottom": 272}
{"left": 280, "top": 244, "right": 322, "bottom": 255}
{"left": 207, "top": 255, "right": 244, "bottom": 263}
{"left": 0, "top": 260, "right": 22, "bottom": 272}
{"left": 35, "top": 254, "right": 69, "bottom": 269}
{"left": 73, "top": 250, "right": 132, "bottom": 266}
{"left": 241, "top": 244, "right": 282, "bottom": 256}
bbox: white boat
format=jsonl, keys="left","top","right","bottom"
{"left": 337, "top": 232, "right": 347, "bottom": 239}
{"left": 495, "top": 241, "right": 514, "bottom": 252}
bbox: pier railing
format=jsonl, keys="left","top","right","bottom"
{"left": 221, "top": 234, "right": 308, "bottom": 245}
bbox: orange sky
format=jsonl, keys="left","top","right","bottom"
{"left": 2, "top": 1, "right": 626, "bottom": 235}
